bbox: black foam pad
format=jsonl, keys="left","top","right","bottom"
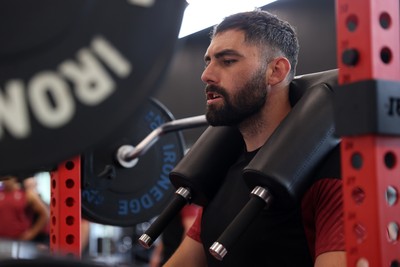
{"left": 169, "top": 126, "right": 244, "bottom": 206}
{"left": 243, "top": 69, "right": 340, "bottom": 208}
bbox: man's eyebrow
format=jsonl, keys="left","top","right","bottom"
{"left": 204, "top": 49, "right": 244, "bottom": 62}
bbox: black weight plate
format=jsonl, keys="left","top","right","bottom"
{"left": 81, "top": 98, "right": 186, "bottom": 226}
{"left": 0, "top": 0, "right": 186, "bottom": 175}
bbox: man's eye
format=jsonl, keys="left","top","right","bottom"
{"left": 223, "top": 59, "right": 236, "bottom": 65}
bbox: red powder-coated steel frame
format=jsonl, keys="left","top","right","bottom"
{"left": 50, "top": 156, "right": 82, "bottom": 258}
{"left": 336, "top": 0, "right": 400, "bottom": 266}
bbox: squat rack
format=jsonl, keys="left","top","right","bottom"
{"left": 49, "top": 0, "right": 400, "bottom": 266}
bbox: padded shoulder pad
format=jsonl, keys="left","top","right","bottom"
{"left": 289, "top": 69, "right": 338, "bottom": 106}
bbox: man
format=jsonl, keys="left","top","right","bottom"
{"left": 0, "top": 175, "right": 49, "bottom": 242}
{"left": 164, "top": 10, "right": 345, "bottom": 267}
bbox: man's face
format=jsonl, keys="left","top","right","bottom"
{"left": 1, "top": 176, "right": 17, "bottom": 189}
{"left": 201, "top": 30, "right": 268, "bottom": 126}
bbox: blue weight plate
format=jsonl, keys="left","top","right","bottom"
{"left": 81, "top": 98, "right": 186, "bottom": 226}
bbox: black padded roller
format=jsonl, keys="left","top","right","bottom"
{"left": 139, "top": 126, "right": 244, "bottom": 249}
{"left": 243, "top": 70, "right": 340, "bottom": 208}
{"left": 169, "top": 126, "right": 244, "bottom": 206}
{"left": 138, "top": 187, "right": 191, "bottom": 248}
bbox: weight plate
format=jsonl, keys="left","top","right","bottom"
{"left": 0, "top": 0, "right": 186, "bottom": 175}
{"left": 81, "top": 98, "right": 186, "bottom": 226}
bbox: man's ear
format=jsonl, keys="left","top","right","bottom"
{"left": 267, "top": 57, "right": 291, "bottom": 86}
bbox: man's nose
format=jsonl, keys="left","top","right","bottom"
{"left": 201, "top": 64, "right": 218, "bottom": 85}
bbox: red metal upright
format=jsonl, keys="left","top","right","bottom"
{"left": 335, "top": 0, "right": 400, "bottom": 266}
{"left": 50, "top": 156, "right": 82, "bottom": 258}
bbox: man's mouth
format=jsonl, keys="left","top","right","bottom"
{"left": 207, "top": 92, "right": 222, "bottom": 100}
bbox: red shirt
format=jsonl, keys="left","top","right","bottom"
{"left": 0, "top": 189, "right": 33, "bottom": 239}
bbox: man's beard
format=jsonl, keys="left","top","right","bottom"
{"left": 205, "top": 67, "right": 268, "bottom": 126}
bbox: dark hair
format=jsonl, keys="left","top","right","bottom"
{"left": 211, "top": 9, "right": 299, "bottom": 80}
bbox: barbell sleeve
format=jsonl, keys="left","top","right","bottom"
{"left": 209, "top": 186, "right": 273, "bottom": 260}
{"left": 117, "top": 115, "right": 208, "bottom": 168}
{"left": 138, "top": 187, "right": 191, "bottom": 248}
